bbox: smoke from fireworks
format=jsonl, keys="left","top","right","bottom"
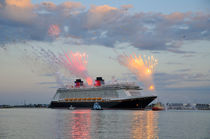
{"left": 118, "top": 54, "right": 158, "bottom": 91}
{"left": 21, "top": 44, "right": 68, "bottom": 87}
{"left": 19, "top": 42, "right": 92, "bottom": 87}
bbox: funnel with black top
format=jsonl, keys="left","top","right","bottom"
{"left": 75, "top": 79, "right": 83, "bottom": 87}
{"left": 94, "top": 77, "right": 104, "bottom": 86}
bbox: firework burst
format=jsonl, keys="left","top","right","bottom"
{"left": 48, "top": 24, "right": 60, "bottom": 37}
{"left": 62, "top": 51, "right": 93, "bottom": 85}
{"left": 118, "top": 54, "right": 158, "bottom": 91}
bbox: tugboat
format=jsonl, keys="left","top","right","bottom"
{"left": 152, "top": 102, "right": 164, "bottom": 111}
{"left": 92, "top": 102, "right": 103, "bottom": 110}
{"left": 68, "top": 105, "right": 75, "bottom": 110}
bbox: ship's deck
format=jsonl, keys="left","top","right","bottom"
{"left": 58, "top": 83, "right": 142, "bottom": 91}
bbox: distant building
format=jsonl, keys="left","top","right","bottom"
{"left": 0, "top": 105, "right": 13, "bottom": 108}
{"left": 183, "top": 103, "right": 196, "bottom": 110}
{"left": 196, "top": 104, "right": 210, "bottom": 110}
{"left": 167, "top": 103, "right": 184, "bottom": 110}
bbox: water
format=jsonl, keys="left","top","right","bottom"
{"left": 0, "top": 109, "right": 209, "bottom": 139}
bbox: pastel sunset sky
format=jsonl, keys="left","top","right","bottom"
{"left": 0, "top": 0, "right": 210, "bottom": 105}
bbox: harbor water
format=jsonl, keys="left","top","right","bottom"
{"left": 0, "top": 108, "right": 209, "bottom": 139}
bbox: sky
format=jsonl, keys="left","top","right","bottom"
{"left": 0, "top": 0, "right": 210, "bottom": 105}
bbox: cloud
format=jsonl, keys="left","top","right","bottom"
{"left": 166, "top": 62, "right": 183, "bottom": 65}
{"left": 175, "top": 68, "right": 191, "bottom": 72}
{"left": 5, "top": 0, "right": 32, "bottom": 8}
{"left": 60, "top": 1, "right": 84, "bottom": 10}
{"left": 86, "top": 5, "right": 117, "bottom": 28}
{"left": 120, "top": 4, "right": 133, "bottom": 11}
{"left": 0, "top": 0, "right": 35, "bottom": 23}
{"left": 39, "top": 2, "right": 56, "bottom": 11}
{"left": 37, "top": 1, "right": 84, "bottom": 15}
{"left": 154, "top": 72, "right": 210, "bottom": 89}
{"left": 164, "top": 12, "right": 186, "bottom": 21}
{"left": 0, "top": 0, "right": 210, "bottom": 53}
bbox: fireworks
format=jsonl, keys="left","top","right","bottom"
{"left": 48, "top": 24, "right": 60, "bottom": 37}
{"left": 20, "top": 42, "right": 93, "bottom": 86}
{"left": 19, "top": 41, "right": 157, "bottom": 89}
{"left": 86, "top": 77, "right": 93, "bottom": 86}
{"left": 118, "top": 54, "right": 158, "bottom": 91}
{"left": 62, "top": 51, "right": 93, "bottom": 85}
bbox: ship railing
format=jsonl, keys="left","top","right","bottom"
{"left": 58, "top": 82, "right": 142, "bottom": 90}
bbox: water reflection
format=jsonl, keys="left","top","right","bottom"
{"left": 1, "top": 109, "right": 209, "bottom": 139}
{"left": 71, "top": 110, "right": 91, "bottom": 139}
{"left": 132, "top": 111, "right": 159, "bottom": 139}
{"left": 66, "top": 110, "right": 159, "bottom": 139}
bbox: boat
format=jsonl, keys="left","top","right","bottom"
{"left": 49, "top": 77, "right": 157, "bottom": 109}
{"left": 92, "top": 102, "right": 103, "bottom": 110}
{"left": 68, "top": 105, "right": 75, "bottom": 110}
{"left": 152, "top": 102, "right": 165, "bottom": 111}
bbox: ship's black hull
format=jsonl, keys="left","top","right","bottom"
{"left": 49, "top": 96, "right": 157, "bottom": 109}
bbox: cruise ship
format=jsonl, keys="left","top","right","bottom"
{"left": 49, "top": 77, "right": 157, "bottom": 109}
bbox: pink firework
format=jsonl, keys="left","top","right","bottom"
{"left": 62, "top": 51, "right": 93, "bottom": 85}
{"left": 48, "top": 24, "right": 60, "bottom": 37}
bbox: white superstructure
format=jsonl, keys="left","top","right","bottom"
{"left": 53, "top": 83, "right": 143, "bottom": 101}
